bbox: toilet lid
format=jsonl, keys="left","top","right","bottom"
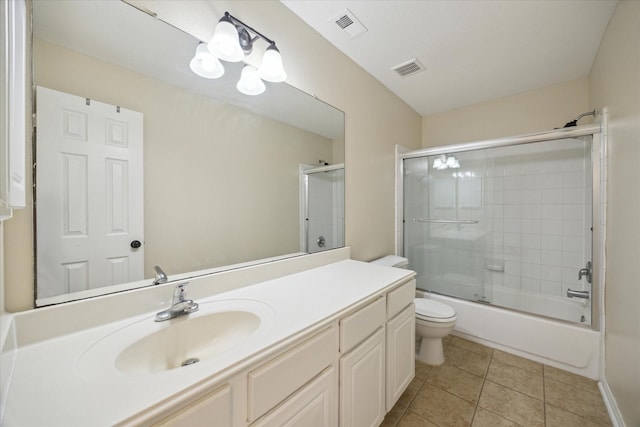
{"left": 414, "top": 298, "right": 456, "bottom": 321}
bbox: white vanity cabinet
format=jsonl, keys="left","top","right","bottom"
{"left": 156, "top": 278, "right": 414, "bottom": 427}
{"left": 385, "top": 280, "right": 416, "bottom": 411}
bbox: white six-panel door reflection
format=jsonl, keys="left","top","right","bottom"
{"left": 36, "top": 86, "right": 143, "bottom": 300}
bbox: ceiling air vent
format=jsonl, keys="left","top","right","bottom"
{"left": 331, "top": 9, "right": 367, "bottom": 39}
{"left": 391, "top": 58, "right": 425, "bottom": 77}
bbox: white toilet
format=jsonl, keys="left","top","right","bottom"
{"left": 370, "top": 255, "right": 457, "bottom": 366}
{"left": 414, "top": 298, "right": 457, "bottom": 365}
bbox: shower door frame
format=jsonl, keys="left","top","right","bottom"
{"left": 396, "top": 121, "right": 606, "bottom": 331}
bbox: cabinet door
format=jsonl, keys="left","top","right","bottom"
{"left": 153, "top": 384, "right": 231, "bottom": 427}
{"left": 252, "top": 366, "right": 337, "bottom": 427}
{"left": 339, "top": 327, "right": 385, "bottom": 427}
{"left": 386, "top": 303, "right": 415, "bottom": 411}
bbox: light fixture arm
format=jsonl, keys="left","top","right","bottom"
{"left": 223, "top": 12, "right": 278, "bottom": 50}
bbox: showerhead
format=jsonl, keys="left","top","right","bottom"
{"left": 562, "top": 110, "right": 596, "bottom": 127}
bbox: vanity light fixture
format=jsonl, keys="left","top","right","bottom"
{"left": 189, "top": 11, "right": 287, "bottom": 95}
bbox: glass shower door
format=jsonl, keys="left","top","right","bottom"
{"left": 403, "top": 151, "right": 495, "bottom": 303}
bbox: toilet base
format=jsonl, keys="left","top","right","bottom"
{"left": 416, "top": 336, "right": 445, "bottom": 365}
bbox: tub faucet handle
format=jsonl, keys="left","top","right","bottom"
{"left": 578, "top": 261, "right": 592, "bottom": 284}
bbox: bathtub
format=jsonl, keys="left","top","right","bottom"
{"left": 416, "top": 289, "right": 601, "bottom": 379}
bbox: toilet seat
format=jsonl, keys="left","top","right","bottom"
{"left": 414, "top": 298, "right": 456, "bottom": 323}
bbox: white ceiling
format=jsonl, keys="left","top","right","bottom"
{"left": 281, "top": 0, "right": 617, "bottom": 116}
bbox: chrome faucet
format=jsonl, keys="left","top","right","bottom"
{"left": 155, "top": 282, "right": 199, "bottom": 321}
{"left": 152, "top": 265, "right": 168, "bottom": 285}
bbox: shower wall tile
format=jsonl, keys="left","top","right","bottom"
{"left": 562, "top": 251, "right": 584, "bottom": 269}
{"left": 522, "top": 219, "right": 542, "bottom": 234}
{"left": 521, "top": 263, "right": 541, "bottom": 279}
{"left": 542, "top": 189, "right": 564, "bottom": 204}
{"left": 483, "top": 140, "right": 591, "bottom": 302}
{"left": 503, "top": 219, "right": 522, "bottom": 233}
{"left": 562, "top": 188, "right": 584, "bottom": 204}
{"left": 504, "top": 191, "right": 523, "bottom": 205}
{"left": 541, "top": 251, "right": 562, "bottom": 267}
{"left": 523, "top": 189, "right": 542, "bottom": 204}
{"left": 541, "top": 235, "right": 562, "bottom": 250}
{"left": 521, "top": 278, "right": 540, "bottom": 293}
{"left": 522, "top": 205, "right": 541, "bottom": 219}
{"left": 503, "top": 275, "right": 521, "bottom": 289}
{"left": 522, "top": 248, "right": 541, "bottom": 264}
{"left": 540, "top": 281, "right": 562, "bottom": 297}
{"left": 522, "top": 234, "right": 541, "bottom": 249}
{"left": 504, "top": 205, "right": 522, "bottom": 219}
{"left": 542, "top": 219, "right": 563, "bottom": 235}
{"left": 504, "top": 176, "right": 522, "bottom": 190}
{"left": 540, "top": 266, "right": 562, "bottom": 282}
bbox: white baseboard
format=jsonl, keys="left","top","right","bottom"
{"left": 599, "top": 378, "right": 625, "bottom": 427}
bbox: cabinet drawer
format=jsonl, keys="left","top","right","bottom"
{"left": 387, "top": 279, "right": 415, "bottom": 319}
{"left": 251, "top": 366, "right": 337, "bottom": 427}
{"left": 248, "top": 326, "right": 337, "bottom": 422}
{"left": 340, "top": 296, "right": 385, "bottom": 354}
{"left": 153, "top": 384, "right": 231, "bottom": 427}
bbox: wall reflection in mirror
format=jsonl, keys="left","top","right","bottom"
{"left": 32, "top": 0, "right": 345, "bottom": 306}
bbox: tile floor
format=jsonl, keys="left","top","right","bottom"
{"left": 382, "top": 335, "right": 612, "bottom": 427}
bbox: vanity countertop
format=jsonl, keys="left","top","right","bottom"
{"left": 1, "top": 259, "right": 414, "bottom": 426}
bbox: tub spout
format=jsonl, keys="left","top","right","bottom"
{"left": 567, "top": 289, "right": 590, "bottom": 300}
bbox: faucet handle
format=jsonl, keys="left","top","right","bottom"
{"left": 173, "top": 282, "right": 190, "bottom": 303}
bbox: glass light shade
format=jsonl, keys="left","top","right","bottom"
{"left": 208, "top": 16, "right": 244, "bottom": 62}
{"left": 236, "top": 65, "right": 266, "bottom": 96}
{"left": 257, "top": 45, "right": 287, "bottom": 83}
{"left": 189, "top": 43, "right": 224, "bottom": 79}
{"left": 445, "top": 156, "right": 458, "bottom": 168}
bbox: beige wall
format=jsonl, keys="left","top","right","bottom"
{"left": 422, "top": 78, "right": 590, "bottom": 147}
{"left": 2, "top": 1, "right": 422, "bottom": 311}
{"left": 590, "top": 1, "right": 640, "bottom": 425}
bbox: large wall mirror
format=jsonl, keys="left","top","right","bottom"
{"left": 32, "top": 0, "right": 345, "bottom": 306}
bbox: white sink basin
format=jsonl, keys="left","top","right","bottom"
{"left": 77, "top": 299, "right": 274, "bottom": 380}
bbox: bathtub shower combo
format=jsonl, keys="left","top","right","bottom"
{"left": 397, "top": 118, "right": 606, "bottom": 378}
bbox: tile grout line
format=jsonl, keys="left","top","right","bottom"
{"left": 469, "top": 348, "right": 493, "bottom": 426}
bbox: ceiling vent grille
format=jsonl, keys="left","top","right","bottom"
{"left": 331, "top": 9, "right": 367, "bottom": 39}
{"left": 391, "top": 58, "right": 425, "bottom": 77}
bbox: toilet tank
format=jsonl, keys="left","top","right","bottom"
{"left": 370, "top": 255, "right": 409, "bottom": 269}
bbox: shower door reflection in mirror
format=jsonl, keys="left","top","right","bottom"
{"left": 301, "top": 164, "right": 345, "bottom": 254}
